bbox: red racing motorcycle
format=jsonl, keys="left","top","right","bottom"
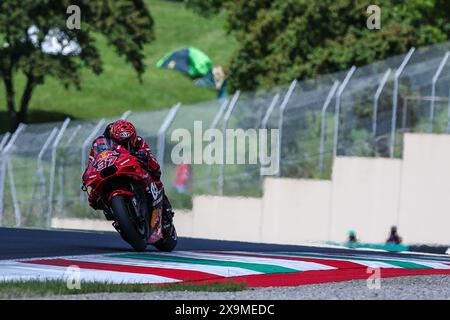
{"left": 82, "top": 143, "right": 177, "bottom": 252}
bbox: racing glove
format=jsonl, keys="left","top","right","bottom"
{"left": 132, "top": 150, "right": 162, "bottom": 180}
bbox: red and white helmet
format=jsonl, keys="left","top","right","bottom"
{"left": 109, "top": 120, "right": 137, "bottom": 146}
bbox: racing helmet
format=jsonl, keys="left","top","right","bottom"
{"left": 109, "top": 120, "right": 137, "bottom": 147}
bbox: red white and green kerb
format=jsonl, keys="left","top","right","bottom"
{"left": 1, "top": 251, "right": 450, "bottom": 287}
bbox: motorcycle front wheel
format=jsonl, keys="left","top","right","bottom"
{"left": 154, "top": 225, "right": 178, "bottom": 252}
{"left": 111, "top": 195, "right": 147, "bottom": 252}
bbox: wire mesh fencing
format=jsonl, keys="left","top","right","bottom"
{"left": 0, "top": 41, "right": 449, "bottom": 228}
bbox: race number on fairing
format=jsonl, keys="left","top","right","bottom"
{"left": 95, "top": 151, "right": 119, "bottom": 171}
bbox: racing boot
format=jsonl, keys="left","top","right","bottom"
{"left": 161, "top": 194, "right": 175, "bottom": 236}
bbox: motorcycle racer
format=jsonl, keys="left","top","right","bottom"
{"left": 85, "top": 119, "right": 175, "bottom": 235}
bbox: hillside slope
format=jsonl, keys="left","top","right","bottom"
{"left": 0, "top": 0, "right": 237, "bottom": 131}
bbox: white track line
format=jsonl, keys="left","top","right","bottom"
{"left": 65, "top": 255, "right": 261, "bottom": 277}
{"left": 159, "top": 252, "right": 336, "bottom": 271}
{"left": 0, "top": 260, "right": 178, "bottom": 284}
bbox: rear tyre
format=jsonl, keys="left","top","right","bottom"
{"left": 154, "top": 225, "right": 178, "bottom": 252}
{"left": 111, "top": 195, "right": 147, "bottom": 252}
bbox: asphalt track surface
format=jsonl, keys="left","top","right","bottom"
{"left": 1, "top": 227, "right": 449, "bottom": 261}
{"left": 2, "top": 227, "right": 450, "bottom": 300}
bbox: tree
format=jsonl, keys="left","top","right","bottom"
{"left": 0, "top": 0, "right": 154, "bottom": 130}
{"left": 186, "top": 0, "right": 450, "bottom": 92}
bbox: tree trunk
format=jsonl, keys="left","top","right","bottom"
{"left": 17, "top": 73, "right": 35, "bottom": 127}
{"left": 2, "top": 60, "right": 37, "bottom": 131}
{"left": 8, "top": 110, "right": 20, "bottom": 132}
{"left": 2, "top": 68, "right": 19, "bottom": 132}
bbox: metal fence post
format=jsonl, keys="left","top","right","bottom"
{"left": 57, "top": 124, "right": 81, "bottom": 213}
{"left": 276, "top": 80, "right": 298, "bottom": 177}
{"left": 120, "top": 110, "right": 132, "bottom": 120}
{"left": 429, "top": 51, "right": 450, "bottom": 133}
{"left": 0, "top": 133, "right": 11, "bottom": 152}
{"left": 218, "top": 91, "right": 240, "bottom": 195}
{"left": 1, "top": 124, "right": 26, "bottom": 155}
{"left": 0, "top": 160, "right": 6, "bottom": 225}
{"left": 261, "top": 94, "right": 280, "bottom": 129}
{"left": 0, "top": 124, "right": 26, "bottom": 225}
{"left": 24, "top": 128, "right": 58, "bottom": 223}
{"left": 390, "top": 47, "right": 415, "bottom": 158}
{"left": 333, "top": 66, "right": 356, "bottom": 158}
{"left": 0, "top": 133, "right": 11, "bottom": 218}
{"left": 319, "top": 81, "right": 340, "bottom": 176}
{"left": 46, "top": 118, "right": 70, "bottom": 228}
{"left": 80, "top": 119, "right": 105, "bottom": 202}
{"left": 373, "top": 69, "right": 392, "bottom": 137}
{"left": 38, "top": 128, "right": 58, "bottom": 219}
{"left": 157, "top": 103, "right": 182, "bottom": 173}
{"left": 210, "top": 99, "right": 229, "bottom": 130}
{"left": 7, "top": 158, "right": 20, "bottom": 226}
{"left": 4, "top": 128, "right": 27, "bottom": 226}
{"left": 207, "top": 98, "right": 229, "bottom": 185}
{"left": 258, "top": 93, "right": 281, "bottom": 187}
{"left": 81, "top": 120, "right": 105, "bottom": 176}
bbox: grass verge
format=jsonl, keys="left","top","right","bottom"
{"left": 0, "top": 280, "right": 247, "bottom": 299}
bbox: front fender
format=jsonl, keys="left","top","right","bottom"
{"left": 108, "top": 190, "right": 134, "bottom": 202}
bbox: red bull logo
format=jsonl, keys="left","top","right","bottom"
{"left": 97, "top": 150, "right": 116, "bottom": 160}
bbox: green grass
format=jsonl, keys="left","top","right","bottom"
{"left": 0, "top": 280, "right": 247, "bottom": 298}
{"left": 0, "top": 0, "right": 238, "bottom": 132}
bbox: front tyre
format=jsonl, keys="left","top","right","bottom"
{"left": 154, "top": 225, "right": 177, "bottom": 252}
{"left": 111, "top": 195, "right": 147, "bottom": 252}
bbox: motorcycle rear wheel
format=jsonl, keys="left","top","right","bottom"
{"left": 111, "top": 195, "right": 147, "bottom": 252}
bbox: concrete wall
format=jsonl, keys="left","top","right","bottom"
{"left": 261, "top": 178, "right": 331, "bottom": 244}
{"left": 52, "top": 210, "right": 193, "bottom": 234}
{"left": 329, "top": 157, "right": 402, "bottom": 243}
{"left": 398, "top": 134, "right": 450, "bottom": 244}
{"left": 176, "top": 158, "right": 403, "bottom": 244}
{"left": 188, "top": 195, "right": 263, "bottom": 242}
{"left": 169, "top": 209, "right": 194, "bottom": 238}
{"left": 52, "top": 217, "right": 114, "bottom": 232}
